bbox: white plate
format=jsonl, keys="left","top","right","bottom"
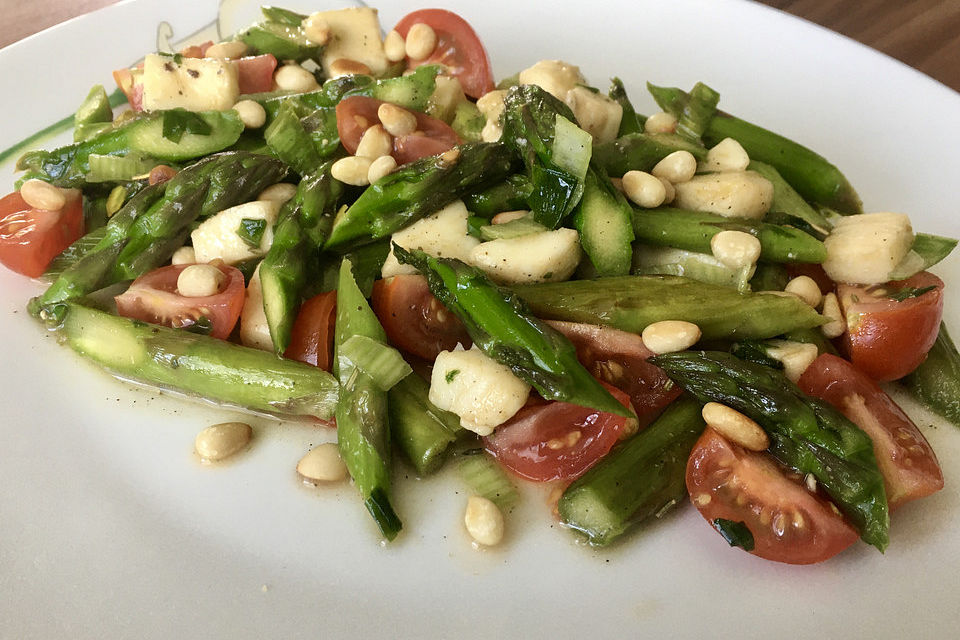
{"left": 2, "top": 1, "right": 960, "bottom": 638}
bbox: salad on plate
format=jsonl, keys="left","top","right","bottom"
{"left": 1, "top": 3, "right": 957, "bottom": 565}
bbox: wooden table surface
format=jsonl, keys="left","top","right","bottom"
{"left": 2, "top": 0, "right": 958, "bottom": 93}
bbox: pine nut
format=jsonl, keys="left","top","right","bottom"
{"left": 233, "top": 99, "right": 266, "bottom": 129}
{"left": 644, "top": 111, "right": 677, "bottom": 134}
{"left": 820, "top": 292, "right": 845, "bottom": 338}
{"left": 439, "top": 148, "right": 460, "bottom": 166}
{"left": 377, "top": 102, "right": 418, "bottom": 137}
{"left": 297, "top": 443, "right": 348, "bottom": 483}
{"left": 701, "top": 137, "right": 750, "bottom": 172}
{"left": 171, "top": 246, "right": 196, "bottom": 265}
{"left": 367, "top": 154, "right": 398, "bottom": 183}
{"left": 274, "top": 64, "right": 319, "bottom": 92}
{"left": 464, "top": 495, "right": 505, "bottom": 546}
{"left": 765, "top": 340, "right": 819, "bottom": 383}
{"left": 702, "top": 403, "right": 769, "bottom": 452}
{"left": 147, "top": 165, "right": 177, "bottom": 185}
{"left": 651, "top": 150, "right": 697, "bottom": 184}
{"left": 355, "top": 124, "right": 393, "bottom": 159}
{"left": 622, "top": 170, "right": 666, "bottom": 208}
{"left": 659, "top": 176, "right": 676, "bottom": 204}
{"left": 405, "top": 23, "right": 437, "bottom": 60}
{"left": 302, "top": 14, "right": 331, "bottom": 46}
{"left": 195, "top": 422, "right": 252, "bottom": 461}
{"left": 710, "top": 230, "right": 762, "bottom": 269}
{"left": 257, "top": 182, "right": 298, "bottom": 204}
{"left": 205, "top": 40, "right": 248, "bottom": 60}
{"left": 491, "top": 210, "right": 530, "bottom": 224}
{"left": 329, "top": 58, "right": 372, "bottom": 78}
{"left": 331, "top": 156, "right": 372, "bottom": 186}
{"left": 177, "top": 263, "right": 225, "bottom": 297}
{"left": 383, "top": 29, "right": 406, "bottom": 62}
{"left": 641, "top": 320, "right": 701, "bottom": 354}
{"left": 20, "top": 179, "right": 66, "bottom": 211}
{"left": 481, "top": 121, "right": 503, "bottom": 142}
{"left": 784, "top": 275, "right": 822, "bottom": 308}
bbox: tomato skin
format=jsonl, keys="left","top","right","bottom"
{"left": 0, "top": 190, "right": 84, "bottom": 278}
{"left": 393, "top": 9, "right": 495, "bottom": 99}
{"left": 284, "top": 291, "right": 337, "bottom": 371}
{"left": 114, "top": 263, "right": 245, "bottom": 339}
{"left": 236, "top": 54, "right": 278, "bottom": 95}
{"left": 798, "top": 353, "right": 943, "bottom": 509}
{"left": 547, "top": 320, "right": 681, "bottom": 427}
{"left": 686, "top": 428, "right": 859, "bottom": 565}
{"left": 336, "top": 95, "right": 460, "bottom": 165}
{"left": 838, "top": 272, "right": 944, "bottom": 381}
{"left": 484, "top": 382, "right": 632, "bottom": 482}
{"left": 371, "top": 275, "right": 471, "bottom": 361}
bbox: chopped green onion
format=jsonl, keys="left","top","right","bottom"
{"left": 712, "top": 518, "right": 755, "bottom": 551}
{"left": 85, "top": 153, "right": 158, "bottom": 182}
{"left": 237, "top": 218, "right": 267, "bottom": 248}
{"left": 339, "top": 334, "right": 412, "bottom": 392}
{"left": 458, "top": 451, "right": 519, "bottom": 511}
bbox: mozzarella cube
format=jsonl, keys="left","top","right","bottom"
{"left": 191, "top": 200, "right": 280, "bottom": 265}
{"left": 141, "top": 54, "right": 239, "bottom": 112}
{"left": 381, "top": 200, "right": 480, "bottom": 277}
{"left": 673, "top": 171, "right": 774, "bottom": 219}
{"left": 240, "top": 265, "right": 273, "bottom": 351}
{"left": 429, "top": 346, "right": 531, "bottom": 436}
{"left": 518, "top": 60, "right": 585, "bottom": 101}
{"left": 822, "top": 212, "right": 914, "bottom": 284}
{"left": 565, "top": 86, "right": 622, "bottom": 144}
{"left": 312, "top": 8, "right": 389, "bottom": 77}
{"left": 469, "top": 228, "right": 581, "bottom": 285}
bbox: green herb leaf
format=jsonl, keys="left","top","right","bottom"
{"left": 887, "top": 285, "right": 936, "bottom": 302}
{"left": 712, "top": 518, "right": 755, "bottom": 551}
{"left": 237, "top": 218, "right": 267, "bottom": 248}
{"left": 185, "top": 316, "right": 214, "bottom": 336}
{"left": 445, "top": 369, "right": 460, "bottom": 383}
{"left": 162, "top": 108, "right": 213, "bottom": 143}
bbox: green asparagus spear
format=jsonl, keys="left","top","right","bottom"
{"left": 608, "top": 77, "right": 646, "bottom": 136}
{"left": 672, "top": 82, "right": 719, "bottom": 143}
{"left": 260, "top": 164, "right": 343, "bottom": 354}
{"left": 902, "top": 323, "right": 960, "bottom": 427}
{"left": 632, "top": 207, "right": 827, "bottom": 264}
{"left": 239, "top": 7, "right": 320, "bottom": 63}
{"left": 334, "top": 260, "right": 402, "bottom": 540}
{"left": 394, "top": 246, "right": 631, "bottom": 418}
{"left": 32, "top": 152, "right": 287, "bottom": 315}
{"left": 591, "top": 132, "right": 706, "bottom": 178}
{"left": 324, "top": 142, "right": 515, "bottom": 251}
{"left": 50, "top": 303, "right": 338, "bottom": 418}
{"left": 263, "top": 100, "right": 338, "bottom": 174}
{"left": 462, "top": 174, "right": 532, "bottom": 217}
{"left": 388, "top": 373, "right": 463, "bottom": 475}
{"left": 748, "top": 160, "right": 831, "bottom": 232}
{"left": 573, "top": 166, "right": 634, "bottom": 276}
{"left": 559, "top": 396, "right": 705, "bottom": 546}
{"left": 74, "top": 85, "right": 115, "bottom": 142}
{"left": 650, "top": 351, "right": 889, "bottom": 550}
{"left": 514, "top": 275, "right": 824, "bottom": 340}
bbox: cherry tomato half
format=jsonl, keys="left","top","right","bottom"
{"left": 285, "top": 290, "right": 338, "bottom": 371}
{"left": 0, "top": 189, "right": 84, "bottom": 278}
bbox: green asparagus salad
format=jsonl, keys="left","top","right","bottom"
{"left": 2, "top": 5, "right": 958, "bottom": 564}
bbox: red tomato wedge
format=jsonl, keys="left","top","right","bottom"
{"left": 336, "top": 95, "right": 460, "bottom": 165}
{"left": 838, "top": 272, "right": 944, "bottom": 381}
{"left": 393, "top": 9, "right": 495, "bottom": 99}
{"left": 798, "top": 353, "right": 943, "bottom": 509}
{"left": 547, "top": 320, "right": 681, "bottom": 427}
{"left": 484, "top": 382, "right": 633, "bottom": 482}
{"left": 284, "top": 291, "right": 338, "bottom": 371}
{"left": 0, "top": 189, "right": 84, "bottom": 278}
{"left": 114, "top": 263, "right": 245, "bottom": 339}
{"left": 371, "top": 275, "right": 471, "bottom": 361}
{"left": 686, "top": 428, "right": 859, "bottom": 565}
{"left": 236, "top": 54, "right": 278, "bottom": 95}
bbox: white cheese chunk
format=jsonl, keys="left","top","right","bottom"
{"left": 469, "top": 228, "right": 581, "bottom": 285}
{"left": 191, "top": 200, "right": 280, "bottom": 265}
{"left": 381, "top": 200, "right": 480, "bottom": 277}
{"left": 564, "top": 86, "right": 622, "bottom": 144}
{"left": 673, "top": 170, "right": 774, "bottom": 219}
{"left": 518, "top": 60, "right": 584, "bottom": 102}
{"left": 141, "top": 54, "right": 239, "bottom": 112}
{"left": 239, "top": 265, "right": 273, "bottom": 351}
{"left": 312, "top": 8, "right": 389, "bottom": 77}
{"left": 822, "top": 212, "right": 914, "bottom": 284}
{"left": 429, "top": 347, "right": 531, "bottom": 436}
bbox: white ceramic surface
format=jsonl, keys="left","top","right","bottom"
{"left": 2, "top": 1, "right": 959, "bottom": 638}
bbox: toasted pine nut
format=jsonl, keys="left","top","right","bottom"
{"left": 784, "top": 275, "right": 822, "bottom": 308}
{"left": 302, "top": 14, "right": 331, "bottom": 46}
{"left": 405, "top": 23, "right": 437, "bottom": 60}
{"left": 464, "top": 495, "right": 505, "bottom": 546}
{"left": 331, "top": 156, "right": 372, "bottom": 186}
{"left": 257, "top": 182, "right": 298, "bottom": 205}
{"left": 481, "top": 121, "right": 503, "bottom": 142}
{"left": 171, "top": 246, "right": 196, "bottom": 265}
{"left": 329, "top": 58, "right": 372, "bottom": 78}
{"left": 274, "top": 64, "right": 319, "bottom": 92}
{"left": 20, "top": 179, "right": 66, "bottom": 211}
{"left": 641, "top": 320, "right": 701, "bottom": 354}
{"left": 702, "top": 403, "right": 769, "bottom": 451}
{"left": 367, "top": 154, "right": 398, "bottom": 183}
{"left": 701, "top": 137, "right": 750, "bottom": 172}
{"left": 383, "top": 29, "right": 407, "bottom": 62}
{"left": 710, "top": 230, "right": 762, "bottom": 269}
{"left": 148, "top": 165, "right": 177, "bottom": 186}
{"left": 205, "top": 40, "right": 248, "bottom": 60}
{"left": 377, "top": 102, "right": 418, "bottom": 137}
{"left": 820, "top": 292, "right": 845, "bottom": 338}
{"left": 233, "top": 99, "right": 266, "bottom": 129}
{"left": 658, "top": 176, "right": 676, "bottom": 204}
{"left": 651, "top": 150, "right": 697, "bottom": 184}
{"left": 297, "top": 443, "right": 348, "bottom": 483}
{"left": 644, "top": 111, "right": 678, "bottom": 134}
{"left": 177, "top": 263, "right": 225, "bottom": 297}
{"left": 195, "top": 422, "right": 252, "bottom": 461}
{"left": 439, "top": 148, "right": 460, "bottom": 166}
{"left": 355, "top": 124, "right": 393, "bottom": 159}
{"left": 765, "top": 339, "right": 819, "bottom": 383}
{"left": 622, "top": 170, "right": 666, "bottom": 208}
{"left": 491, "top": 210, "right": 530, "bottom": 225}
